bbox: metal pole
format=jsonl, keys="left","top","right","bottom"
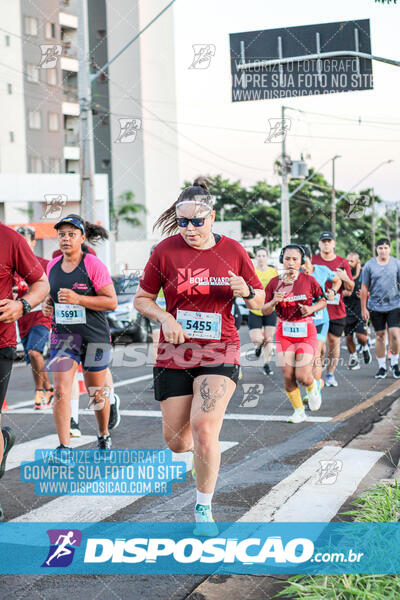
{"left": 396, "top": 203, "right": 399, "bottom": 260}
{"left": 281, "top": 105, "right": 290, "bottom": 246}
{"left": 77, "top": 0, "right": 96, "bottom": 222}
{"left": 371, "top": 190, "right": 375, "bottom": 256}
{"left": 331, "top": 159, "right": 336, "bottom": 237}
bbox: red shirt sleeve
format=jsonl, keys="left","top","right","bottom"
{"left": 140, "top": 247, "right": 163, "bottom": 295}
{"left": 265, "top": 277, "right": 278, "bottom": 303}
{"left": 14, "top": 236, "right": 44, "bottom": 283}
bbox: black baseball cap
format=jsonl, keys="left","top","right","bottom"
{"left": 319, "top": 231, "right": 335, "bottom": 241}
{"left": 54, "top": 214, "right": 85, "bottom": 235}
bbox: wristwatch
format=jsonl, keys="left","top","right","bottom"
{"left": 243, "top": 284, "right": 256, "bottom": 300}
{"left": 19, "top": 298, "right": 32, "bottom": 315}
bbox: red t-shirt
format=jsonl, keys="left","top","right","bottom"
{"left": 140, "top": 234, "right": 264, "bottom": 368}
{"left": 14, "top": 256, "right": 52, "bottom": 339}
{"left": 0, "top": 223, "right": 44, "bottom": 348}
{"left": 312, "top": 253, "right": 353, "bottom": 320}
{"left": 265, "top": 272, "right": 324, "bottom": 321}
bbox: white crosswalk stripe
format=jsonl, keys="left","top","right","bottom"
{"left": 239, "top": 445, "right": 383, "bottom": 522}
{"left": 8, "top": 407, "right": 331, "bottom": 422}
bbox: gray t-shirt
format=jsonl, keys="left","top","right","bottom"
{"left": 361, "top": 257, "right": 400, "bottom": 312}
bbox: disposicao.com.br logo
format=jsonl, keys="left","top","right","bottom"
{"left": 84, "top": 535, "right": 313, "bottom": 565}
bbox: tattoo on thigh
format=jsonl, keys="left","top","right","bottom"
{"left": 199, "top": 378, "right": 227, "bottom": 413}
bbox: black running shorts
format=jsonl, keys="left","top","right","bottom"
{"left": 328, "top": 317, "right": 346, "bottom": 338}
{"left": 344, "top": 318, "right": 367, "bottom": 336}
{"left": 370, "top": 308, "right": 400, "bottom": 332}
{"left": 248, "top": 312, "right": 277, "bottom": 329}
{"left": 153, "top": 364, "right": 240, "bottom": 402}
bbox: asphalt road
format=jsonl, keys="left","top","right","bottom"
{"left": 0, "top": 327, "right": 397, "bottom": 600}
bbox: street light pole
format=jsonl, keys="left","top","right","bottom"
{"left": 371, "top": 189, "right": 375, "bottom": 256}
{"left": 77, "top": 0, "right": 96, "bottom": 222}
{"left": 331, "top": 155, "right": 341, "bottom": 236}
{"left": 281, "top": 105, "right": 290, "bottom": 246}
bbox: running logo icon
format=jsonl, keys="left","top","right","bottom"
{"left": 42, "top": 529, "right": 82, "bottom": 568}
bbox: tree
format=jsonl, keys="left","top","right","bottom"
{"left": 111, "top": 190, "right": 146, "bottom": 241}
{"left": 182, "top": 172, "right": 381, "bottom": 262}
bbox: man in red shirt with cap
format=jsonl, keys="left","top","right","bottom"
{"left": 0, "top": 222, "right": 49, "bottom": 520}
{"left": 312, "top": 231, "right": 354, "bottom": 387}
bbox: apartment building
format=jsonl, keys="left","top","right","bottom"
{"left": 0, "top": 0, "right": 180, "bottom": 246}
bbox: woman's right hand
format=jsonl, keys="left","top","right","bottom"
{"left": 161, "top": 313, "right": 189, "bottom": 344}
{"left": 42, "top": 296, "right": 54, "bottom": 317}
{"left": 273, "top": 291, "right": 285, "bottom": 305}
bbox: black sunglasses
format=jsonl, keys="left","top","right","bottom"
{"left": 175, "top": 217, "right": 207, "bottom": 228}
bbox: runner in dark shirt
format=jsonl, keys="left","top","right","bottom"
{"left": 343, "top": 252, "right": 371, "bottom": 370}
{"left": 43, "top": 214, "right": 117, "bottom": 451}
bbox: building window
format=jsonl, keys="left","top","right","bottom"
{"left": 28, "top": 110, "right": 41, "bottom": 129}
{"left": 5, "top": 35, "right": 10, "bottom": 46}
{"left": 24, "top": 16, "right": 38, "bottom": 36}
{"left": 47, "top": 69, "right": 57, "bottom": 85}
{"left": 48, "top": 112, "right": 59, "bottom": 131}
{"left": 29, "top": 157, "right": 42, "bottom": 173}
{"left": 26, "top": 64, "right": 39, "bottom": 83}
{"left": 101, "top": 159, "right": 110, "bottom": 169}
{"left": 9, "top": 132, "right": 14, "bottom": 143}
{"left": 45, "top": 22, "right": 56, "bottom": 39}
{"left": 48, "top": 158, "right": 61, "bottom": 173}
{"left": 7, "top": 83, "right": 12, "bottom": 94}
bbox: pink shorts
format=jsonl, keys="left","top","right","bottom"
{"left": 275, "top": 319, "right": 317, "bottom": 355}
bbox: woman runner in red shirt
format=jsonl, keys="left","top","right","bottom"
{"left": 262, "top": 244, "right": 326, "bottom": 424}
{"left": 135, "top": 177, "right": 265, "bottom": 536}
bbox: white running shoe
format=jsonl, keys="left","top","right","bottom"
{"left": 287, "top": 409, "right": 307, "bottom": 424}
{"left": 348, "top": 356, "right": 360, "bottom": 370}
{"left": 308, "top": 380, "right": 322, "bottom": 412}
{"left": 325, "top": 374, "right": 338, "bottom": 387}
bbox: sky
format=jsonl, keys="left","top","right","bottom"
{"left": 164, "top": 0, "right": 400, "bottom": 206}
